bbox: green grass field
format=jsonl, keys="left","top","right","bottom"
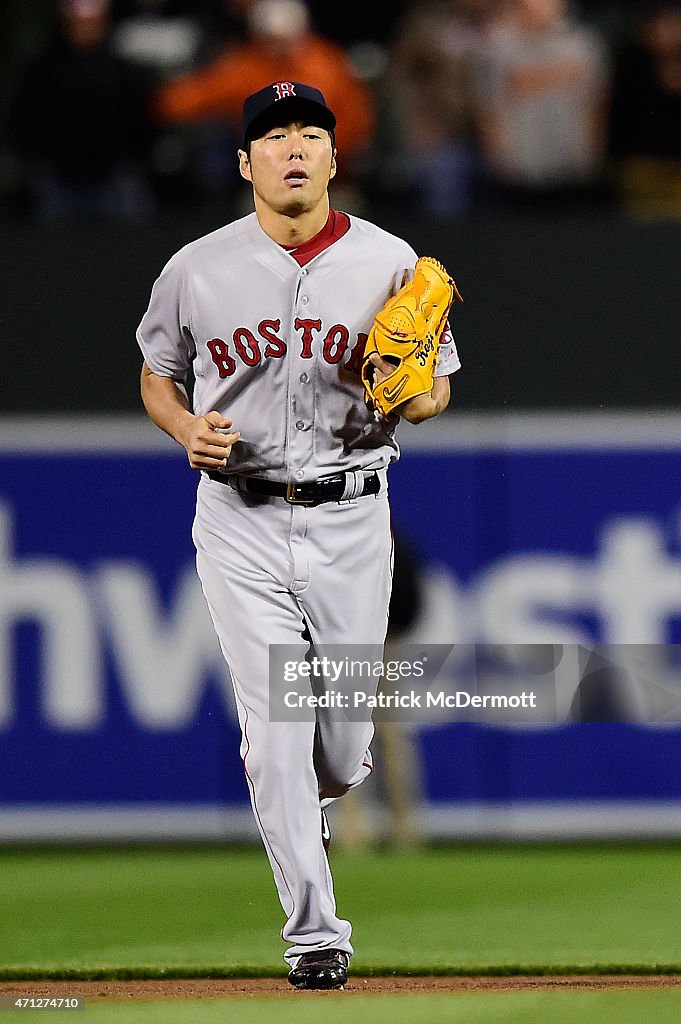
{"left": 4, "top": 844, "right": 681, "bottom": 1021}
{"left": 3, "top": 843, "right": 681, "bottom": 977}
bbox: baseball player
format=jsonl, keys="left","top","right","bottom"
{"left": 136, "top": 80, "right": 461, "bottom": 990}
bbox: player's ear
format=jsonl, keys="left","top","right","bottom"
{"left": 238, "top": 149, "right": 252, "bottom": 182}
{"left": 330, "top": 149, "right": 337, "bottom": 180}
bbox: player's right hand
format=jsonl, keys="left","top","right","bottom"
{"left": 182, "top": 411, "right": 240, "bottom": 471}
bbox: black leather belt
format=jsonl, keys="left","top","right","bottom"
{"left": 208, "top": 471, "right": 380, "bottom": 505}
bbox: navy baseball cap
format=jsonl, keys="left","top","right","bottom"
{"left": 242, "top": 81, "right": 336, "bottom": 147}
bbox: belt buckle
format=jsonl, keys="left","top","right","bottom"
{"left": 285, "top": 482, "right": 316, "bottom": 506}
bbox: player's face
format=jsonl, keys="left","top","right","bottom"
{"left": 238, "top": 120, "right": 336, "bottom": 217}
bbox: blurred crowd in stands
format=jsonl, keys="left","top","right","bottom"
{"left": 0, "top": 0, "right": 680, "bottom": 222}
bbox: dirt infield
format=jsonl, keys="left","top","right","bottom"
{"left": 2, "top": 976, "right": 681, "bottom": 1001}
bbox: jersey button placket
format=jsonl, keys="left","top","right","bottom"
{"left": 289, "top": 270, "right": 312, "bottom": 593}
{"left": 286, "top": 269, "right": 316, "bottom": 483}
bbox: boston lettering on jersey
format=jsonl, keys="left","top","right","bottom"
{"left": 207, "top": 319, "right": 367, "bottom": 378}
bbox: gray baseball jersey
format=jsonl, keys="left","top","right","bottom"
{"left": 137, "top": 211, "right": 460, "bottom": 480}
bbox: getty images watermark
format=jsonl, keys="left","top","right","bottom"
{"left": 268, "top": 644, "right": 681, "bottom": 723}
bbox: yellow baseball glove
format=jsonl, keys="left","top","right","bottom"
{"left": 362, "top": 256, "right": 462, "bottom": 419}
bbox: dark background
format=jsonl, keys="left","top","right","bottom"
{"left": 2, "top": 210, "right": 678, "bottom": 413}
{"left": 1, "top": 0, "right": 679, "bottom": 415}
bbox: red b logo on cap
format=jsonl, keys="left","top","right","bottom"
{"left": 273, "top": 82, "right": 296, "bottom": 101}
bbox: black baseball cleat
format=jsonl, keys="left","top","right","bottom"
{"left": 321, "top": 808, "right": 331, "bottom": 854}
{"left": 288, "top": 948, "right": 350, "bottom": 990}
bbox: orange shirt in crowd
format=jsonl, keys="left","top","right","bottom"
{"left": 153, "top": 36, "right": 375, "bottom": 169}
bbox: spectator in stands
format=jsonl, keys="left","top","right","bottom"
{"left": 386, "top": 0, "right": 499, "bottom": 217}
{"left": 607, "top": 1, "right": 681, "bottom": 218}
{"left": 7, "top": 0, "right": 157, "bottom": 221}
{"left": 151, "top": 0, "right": 375, "bottom": 209}
{"left": 106, "top": 0, "right": 259, "bottom": 206}
{"left": 475, "top": 0, "right": 613, "bottom": 213}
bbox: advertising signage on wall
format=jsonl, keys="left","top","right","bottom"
{"left": 2, "top": 413, "right": 681, "bottom": 840}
